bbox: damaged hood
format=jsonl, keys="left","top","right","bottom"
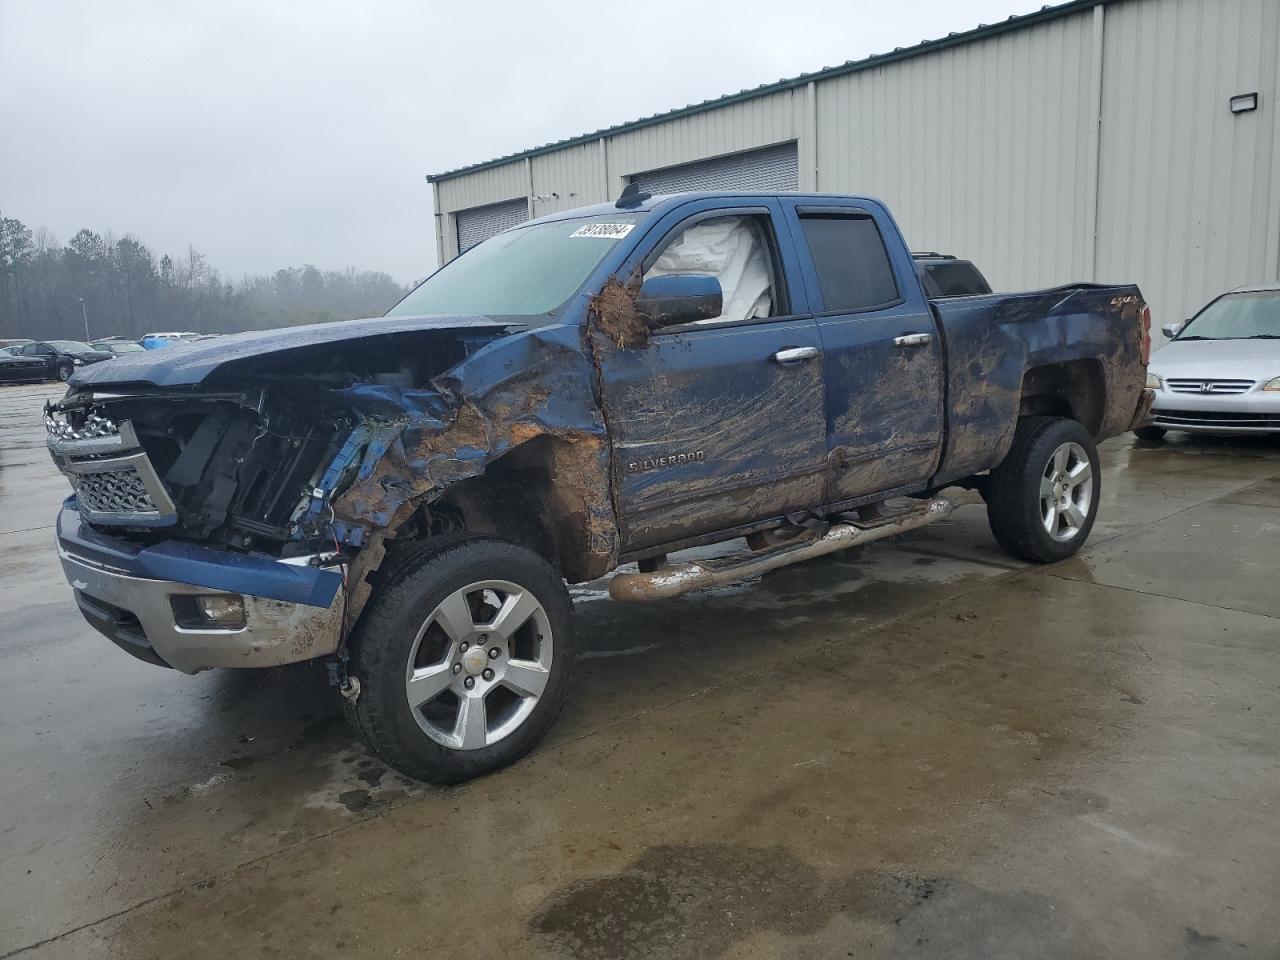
{"left": 69, "top": 314, "right": 526, "bottom": 388}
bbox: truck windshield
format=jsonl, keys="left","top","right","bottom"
{"left": 387, "top": 215, "right": 643, "bottom": 320}
{"left": 1179, "top": 291, "right": 1280, "bottom": 340}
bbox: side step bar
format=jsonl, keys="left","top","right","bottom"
{"left": 609, "top": 498, "right": 955, "bottom": 602}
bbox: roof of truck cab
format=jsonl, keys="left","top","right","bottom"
{"left": 520, "top": 191, "right": 886, "bottom": 227}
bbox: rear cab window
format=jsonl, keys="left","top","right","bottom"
{"left": 916, "top": 261, "right": 992, "bottom": 298}
{"left": 798, "top": 215, "right": 899, "bottom": 313}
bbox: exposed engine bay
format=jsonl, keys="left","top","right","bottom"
{"left": 46, "top": 327, "right": 496, "bottom": 556}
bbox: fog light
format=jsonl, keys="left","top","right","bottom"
{"left": 194, "top": 594, "right": 246, "bottom": 627}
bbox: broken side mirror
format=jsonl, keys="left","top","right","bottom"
{"left": 635, "top": 274, "right": 722, "bottom": 329}
{"left": 1161, "top": 321, "right": 1184, "bottom": 339}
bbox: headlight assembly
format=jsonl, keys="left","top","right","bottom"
{"left": 1146, "top": 372, "right": 1162, "bottom": 390}
{"left": 1263, "top": 377, "right": 1280, "bottom": 392}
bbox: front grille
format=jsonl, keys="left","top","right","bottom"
{"left": 46, "top": 403, "right": 177, "bottom": 525}
{"left": 73, "top": 467, "right": 159, "bottom": 515}
{"left": 1154, "top": 408, "right": 1280, "bottom": 428}
{"left": 1165, "top": 378, "right": 1255, "bottom": 395}
{"left": 45, "top": 408, "right": 121, "bottom": 443}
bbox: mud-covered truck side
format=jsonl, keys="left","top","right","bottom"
{"left": 48, "top": 191, "right": 1153, "bottom": 782}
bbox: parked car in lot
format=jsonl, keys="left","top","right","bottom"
{"left": 1138, "top": 282, "right": 1280, "bottom": 439}
{"left": 911, "top": 252, "right": 993, "bottom": 298}
{"left": 17, "top": 340, "right": 112, "bottom": 381}
{"left": 91, "top": 340, "right": 148, "bottom": 357}
{"left": 0, "top": 346, "right": 49, "bottom": 382}
{"left": 141, "top": 331, "right": 201, "bottom": 349}
{"left": 46, "top": 190, "right": 1152, "bottom": 783}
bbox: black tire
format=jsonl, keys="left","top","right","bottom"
{"left": 343, "top": 535, "right": 574, "bottom": 784}
{"left": 56, "top": 362, "right": 74, "bottom": 382}
{"left": 1133, "top": 425, "right": 1166, "bottom": 442}
{"left": 985, "top": 416, "right": 1101, "bottom": 563}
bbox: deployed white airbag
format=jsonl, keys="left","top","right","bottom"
{"left": 646, "top": 217, "right": 772, "bottom": 324}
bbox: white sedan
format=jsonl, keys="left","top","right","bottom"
{"left": 1138, "top": 283, "right": 1280, "bottom": 439}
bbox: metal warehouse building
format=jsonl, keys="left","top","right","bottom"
{"left": 427, "top": 0, "right": 1279, "bottom": 335}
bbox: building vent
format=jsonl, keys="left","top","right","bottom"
{"left": 455, "top": 198, "right": 529, "bottom": 253}
{"left": 629, "top": 142, "right": 799, "bottom": 195}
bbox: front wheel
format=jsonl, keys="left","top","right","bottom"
{"left": 985, "top": 416, "right": 1101, "bottom": 563}
{"left": 56, "top": 362, "right": 74, "bottom": 381}
{"left": 343, "top": 535, "right": 574, "bottom": 784}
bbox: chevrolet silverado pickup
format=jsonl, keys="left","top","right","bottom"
{"left": 47, "top": 190, "right": 1154, "bottom": 782}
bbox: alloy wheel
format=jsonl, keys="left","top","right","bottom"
{"left": 403, "top": 580, "right": 553, "bottom": 750}
{"left": 1040, "top": 441, "right": 1093, "bottom": 541}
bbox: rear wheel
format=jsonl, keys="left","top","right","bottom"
{"left": 1133, "top": 425, "right": 1166, "bottom": 442}
{"left": 986, "top": 416, "right": 1101, "bottom": 563}
{"left": 343, "top": 535, "right": 574, "bottom": 784}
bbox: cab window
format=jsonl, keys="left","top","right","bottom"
{"left": 645, "top": 215, "right": 782, "bottom": 325}
{"left": 800, "top": 214, "right": 899, "bottom": 313}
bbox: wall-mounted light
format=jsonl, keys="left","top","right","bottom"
{"left": 1230, "top": 93, "right": 1259, "bottom": 114}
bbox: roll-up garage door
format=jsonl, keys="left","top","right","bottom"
{"left": 629, "top": 142, "right": 799, "bottom": 195}
{"left": 455, "top": 198, "right": 529, "bottom": 253}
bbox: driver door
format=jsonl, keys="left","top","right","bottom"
{"left": 593, "top": 200, "right": 827, "bottom": 553}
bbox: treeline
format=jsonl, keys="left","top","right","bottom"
{"left": 0, "top": 213, "right": 413, "bottom": 342}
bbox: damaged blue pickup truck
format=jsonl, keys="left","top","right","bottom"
{"left": 47, "top": 190, "right": 1154, "bottom": 782}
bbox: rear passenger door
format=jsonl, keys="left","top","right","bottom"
{"left": 781, "top": 199, "right": 945, "bottom": 503}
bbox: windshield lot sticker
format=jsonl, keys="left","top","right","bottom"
{"left": 571, "top": 223, "right": 635, "bottom": 240}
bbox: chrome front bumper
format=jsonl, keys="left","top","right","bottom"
{"left": 60, "top": 545, "right": 344, "bottom": 673}
{"left": 56, "top": 504, "right": 345, "bottom": 673}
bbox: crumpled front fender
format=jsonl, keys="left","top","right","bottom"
{"left": 328, "top": 323, "right": 618, "bottom": 583}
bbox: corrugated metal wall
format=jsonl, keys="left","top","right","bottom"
{"left": 603, "top": 89, "right": 806, "bottom": 193}
{"left": 436, "top": 162, "right": 528, "bottom": 225}
{"left": 531, "top": 142, "right": 608, "bottom": 217}
{"left": 1095, "top": 0, "right": 1280, "bottom": 329}
{"left": 432, "top": 0, "right": 1279, "bottom": 333}
{"left": 814, "top": 8, "right": 1097, "bottom": 293}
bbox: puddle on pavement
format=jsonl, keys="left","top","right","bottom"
{"left": 302, "top": 747, "right": 425, "bottom": 814}
{"left": 530, "top": 844, "right": 1104, "bottom": 960}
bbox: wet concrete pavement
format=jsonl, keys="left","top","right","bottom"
{"left": 2, "top": 380, "right": 1278, "bottom": 959}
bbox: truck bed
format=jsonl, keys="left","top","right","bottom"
{"left": 930, "top": 283, "right": 1147, "bottom": 486}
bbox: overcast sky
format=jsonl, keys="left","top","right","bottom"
{"left": 2, "top": 0, "right": 1045, "bottom": 284}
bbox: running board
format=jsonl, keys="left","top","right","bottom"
{"left": 609, "top": 497, "right": 955, "bottom": 602}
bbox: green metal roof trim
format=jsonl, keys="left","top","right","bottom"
{"left": 427, "top": 0, "right": 1109, "bottom": 184}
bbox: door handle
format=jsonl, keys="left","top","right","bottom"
{"left": 772, "top": 346, "right": 819, "bottom": 364}
{"left": 893, "top": 333, "right": 933, "bottom": 348}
